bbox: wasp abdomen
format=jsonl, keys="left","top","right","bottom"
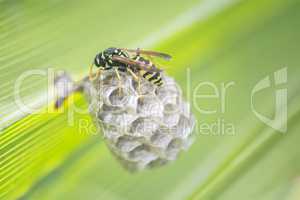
{"left": 134, "top": 56, "right": 163, "bottom": 86}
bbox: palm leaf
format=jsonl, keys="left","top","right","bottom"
{"left": 1, "top": 0, "right": 299, "bottom": 199}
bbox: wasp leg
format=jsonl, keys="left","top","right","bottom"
{"left": 89, "top": 63, "right": 97, "bottom": 81}
{"left": 127, "top": 68, "right": 138, "bottom": 80}
{"left": 137, "top": 72, "right": 142, "bottom": 95}
{"left": 89, "top": 63, "right": 102, "bottom": 82}
{"left": 127, "top": 68, "right": 141, "bottom": 95}
{"left": 114, "top": 68, "right": 123, "bottom": 96}
{"left": 115, "top": 68, "right": 121, "bottom": 80}
{"left": 96, "top": 69, "right": 102, "bottom": 79}
{"left": 89, "top": 63, "right": 94, "bottom": 80}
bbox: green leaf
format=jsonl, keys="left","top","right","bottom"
{"left": 1, "top": 0, "right": 299, "bottom": 199}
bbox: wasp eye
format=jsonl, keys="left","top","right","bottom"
{"left": 94, "top": 56, "right": 100, "bottom": 66}
{"left": 94, "top": 54, "right": 105, "bottom": 67}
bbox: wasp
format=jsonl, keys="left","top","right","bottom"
{"left": 54, "top": 48, "right": 171, "bottom": 108}
{"left": 89, "top": 47, "right": 172, "bottom": 88}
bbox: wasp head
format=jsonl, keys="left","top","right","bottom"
{"left": 94, "top": 47, "right": 122, "bottom": 69}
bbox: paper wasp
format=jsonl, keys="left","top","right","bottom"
{"left": 89, "top": 47, "right": 172, "bottom": 88}
{"left": 54, "top": 48, "right": 171, "bottom": 109}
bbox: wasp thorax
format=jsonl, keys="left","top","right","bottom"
{"left": 94, "top": 47, "right": 128, "bottom": 69}
{"left": 104, "top": 47, "right": 120, "bottom": 55}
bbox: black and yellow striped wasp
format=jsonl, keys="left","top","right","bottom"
{"left": 89, "top": 47, "right": 172, "bottom": 88}
{"left": 54, "top": 47, "right": 171, "bottom": 109}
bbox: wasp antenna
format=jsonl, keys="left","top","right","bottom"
{"left": 89, "top": 63, "right": 95, "bottom": 81}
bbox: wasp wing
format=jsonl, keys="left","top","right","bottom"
{"left": 120, "top": 48, "right": 172, "bottom": 61}
{"left": 112, "top": 55, "right": 163, "bottom": 73}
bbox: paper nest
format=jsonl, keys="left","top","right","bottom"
{"left": 80, "top": 69, "right": 195, "bottom": 171}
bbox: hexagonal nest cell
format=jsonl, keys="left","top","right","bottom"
{"left": 83, "top": 70, "right": 195, "bottom": 171}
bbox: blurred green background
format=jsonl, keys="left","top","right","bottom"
{"left": 1, "top": 0, "right": 300, "bottom": 199}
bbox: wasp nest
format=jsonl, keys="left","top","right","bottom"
{"left": 55, "top": 69, "right": 195, "bottom": 171}
{"left": 79, "top": 70, "right": 195, "bottom": 171}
